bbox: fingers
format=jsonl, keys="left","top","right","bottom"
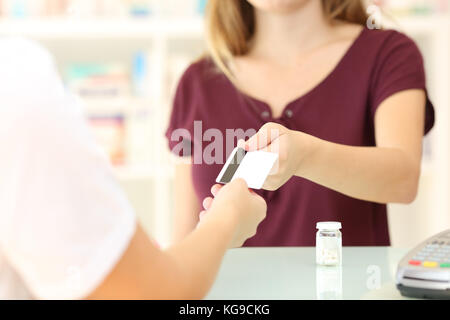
{"left": 203, "top": 197, "right": 214, "bottom": 211}
{"left": 237, "top": 139, "right": 246, "bottom": 149}
{"left": 229, "top": 178, "right": 248, "bottom": 190}
{"left": 253, "top": 192, "right": 268, "bottom": 211}
{"left": 211, "top": 184, "right": 223, "bottom": 197}
{"left": 245, "top": 122, "right": 282, "bottom": 152}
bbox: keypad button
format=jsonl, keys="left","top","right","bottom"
{"left": 412, "top": 256, "right": 425, "bottom": 261}
{"left": 423, "top": 261, "right": 438, "bottom": 268}
{"left": 416, "top": 253, "right": 428, "bottom": 257}
{"left": 430, "top": 259, "right": 443, "bottom": 263}
{"left": 409, "top": 260, "right": 421, "bottom": 266}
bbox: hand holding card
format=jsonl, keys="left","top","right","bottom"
{"left": 216, "top": 147, "right": 278, "bottom": 190}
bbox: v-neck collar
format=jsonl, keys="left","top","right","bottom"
{"left": 225, "top": 27, "right": 368, "bottom": 121}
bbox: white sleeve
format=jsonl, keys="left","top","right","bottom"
{"left": 0, "top": 38, "right": 137, "bottom": 300}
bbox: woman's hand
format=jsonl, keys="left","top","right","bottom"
{"left": 244, "top": 122, "right": 314, "bottom": 191}
{"left": 199, "top": 179, "right": 267, "bottom": 248}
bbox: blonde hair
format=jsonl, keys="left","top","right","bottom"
{"left": 205, "top": 0, "right": 368, "bottom": 78}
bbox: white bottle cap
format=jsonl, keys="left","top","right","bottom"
{"left": 316, "top": 221, "right": 342, "bottom": 230}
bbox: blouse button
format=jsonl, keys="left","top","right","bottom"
{"left": 261, "top": 111, "right": 270, "bottom": 118}
{"left": 285, "top": 110, "right": 294, "bottom": 118}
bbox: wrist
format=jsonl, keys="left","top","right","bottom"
{"left": 293, "top": 130, "right": 320, "bottom": 178}
{"left": 204, "top": 203, "right": 239, "bottom": 238}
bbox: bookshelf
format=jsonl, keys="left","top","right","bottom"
{"left": 0, "top": 17, "right": 204, "bottom": 38}
{"left": 0, "top": 17, "right": 205, "bottom": 246}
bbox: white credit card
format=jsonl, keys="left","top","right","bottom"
{"left": 216, "top": 147, "right": 278, "bottom": 190}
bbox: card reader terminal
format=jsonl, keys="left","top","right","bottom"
{"left": 396, "top": 229, "right": 450, "bottom": 299}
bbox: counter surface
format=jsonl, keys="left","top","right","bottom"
{"left": 206, "top": 247, "right": 412, "bottom": 300}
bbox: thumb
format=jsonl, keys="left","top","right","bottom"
{"left": 245, "top": 122, "right": 282, "bottom": 152}
{"left": 229, "top": 178, "right": 248, "bottom": 190}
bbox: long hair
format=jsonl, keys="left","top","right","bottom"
{"left": 205, "top": 0, "right": 368, "bottom": 78}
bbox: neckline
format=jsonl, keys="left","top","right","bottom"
{"left": 226, "top": 27, "right": 367, "bottom": 120}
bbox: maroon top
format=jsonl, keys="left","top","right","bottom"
{"left": 166, "top": 28, "right": 435, "bottom": 247}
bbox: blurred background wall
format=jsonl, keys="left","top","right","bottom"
{"left": 0, "top": 0, "right": 449, "bottom": 248}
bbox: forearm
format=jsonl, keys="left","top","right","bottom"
{"left": 296, "top": 134, "right": 421, "bottom": 204}
{"left": 164, "top": 209, "right": 236, "bottom": 299}
{"left": 172, "top": 205, "right": 200, "bottom": 243}
{"left": 89, "top": 213, "right": 236, "bottom": 300}
{"left": 173, "top": 164, "right": 201, "bottom": 243}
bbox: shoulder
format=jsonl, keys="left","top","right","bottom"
{"left": 177, "top": 56, "right": 225, "bottom": 91}
{"left": 0, "top": 37, "right": 54, "bottom": 71}
{"left": 362, "top": 28, "right": 422, "bottom": 57}
{"left": 0, "top": 38, "right": 68, "bottom": 127}
{"left": 354, "top": 28, "right": 425, "bottom": 78}
{"left": 0, "top": 37, "right": 60, "bottom": 97}
{"left": 0, "top": 37, "right": 50, "bottom": 55}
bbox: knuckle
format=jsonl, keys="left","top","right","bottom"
{"left": 260, "top": 199, "right": 268, "bottom": 211}
{"left": 261, "top": 207, "right": 267, "bottom": 218}
{"left": 261, "top": 122, "right": 274, "bottom": 130}
{"left": 234, "top": 178, "right": 246, "bottom": 186}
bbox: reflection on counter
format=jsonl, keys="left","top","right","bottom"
{"left": 316, "top": 266, "right": 343, "bottom": 300}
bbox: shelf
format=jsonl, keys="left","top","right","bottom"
{"left": 80, "top": 97, "right": 152, "bottom": 115}
{"left": 0, "top": 17, "right": 204, "bottom": 39}
{"left": 1, "top": 14, "right": 449, "bottom": 39}
{"left": 384, "top": 15, "right": 450, "bottom": 35}
{"left": 114, "top": 165, "right": 174, "bottom": 180}
{"left": 1, "top": 16, "right": 448, "bottom": 40}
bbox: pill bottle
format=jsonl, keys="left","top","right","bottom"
{"left": 316, "top": 222, "right": 342, "bottom": 266}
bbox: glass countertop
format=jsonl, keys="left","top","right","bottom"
{"left": 206, "top": 247, "right": 411, "bottom": 300}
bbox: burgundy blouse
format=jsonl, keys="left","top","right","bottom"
{"left": 166, "top": 28, "right": 435, "bottom": 247}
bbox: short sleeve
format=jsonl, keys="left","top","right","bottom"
{"left": 165, "top": 64, "right": 200, "bottom": 158}
{"left": 370, "top": 31, "right": 435, "bottom": 134}
{"left": 0, "top": 39, "right": 136, "bottom": 300}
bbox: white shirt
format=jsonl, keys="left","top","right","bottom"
{"left": 0, "top": 38, "right": 136, "bottom": 300}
